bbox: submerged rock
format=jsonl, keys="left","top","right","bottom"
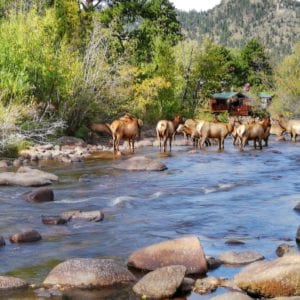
{"left": 206, "top": 256, "right": 222, "bottom": 270}
{"left": 24, "top": 188, "right": 54, "bottom": 203}
{"left": 225, "top": 239, "right": 245, "bottom": 245}
{"left": 294, "top": 203, "right": 300, "bottom": 212}
{"left": 211, "top": 292, "right": 253, "bottom": 300}
{"left": 133, "top": 265, "right": 186, "bottom": 299}
{"left": 276, "top": 243, "right": 297, "bottom": 257}
{"left": 296, "top": 226, "right": 300, "bottom": 244}
{"left": 128, "top": 236, "right": 207, "bottom": 275}
{"left": 220, "top": 251, "right": 264, "bottom": 265}
{"left": 9, "top": 230, "right": 42, "bottom": 243}
{"left": 0, "top": 236, "right": 5, "bottom": 247}
{"left": 115, "top": 156, "right": 167, "bottom": 171}
{"left": 234, "top": 254, "right": 300, "bottom": 297}
{"left": 60, "top": 210, "right": 104, "bottom": 222}
{"left": 42, "top": 216, "right": 67, "bottom": 225}
{"left": 0, "top": 276, "right": 28, "bottom": 291}
{"left": 0, "top": 167, "right": 58, "bottom": 187}
{"left": 43, "top": 258, "right": 136, "bottom": 288}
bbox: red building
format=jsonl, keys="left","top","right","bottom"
{"left": 210, "top": 92, "right": 251, "bottom": 116}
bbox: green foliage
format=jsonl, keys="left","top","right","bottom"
{"left": 270, "top": 42, "right": 300, "bottom": 117}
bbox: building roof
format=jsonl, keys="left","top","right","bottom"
{"left": 212, "top": 92, "right": 247, "bottom": 99}
{"left": 259, "top": 92, "right": 273, "bottom": 98}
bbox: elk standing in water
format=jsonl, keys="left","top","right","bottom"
{"left": 156, "top": 115, "right": 184, "bottom": 152}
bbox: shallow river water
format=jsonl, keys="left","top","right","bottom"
{"left": 0, "top": 136, "right": 299, "bottom": 299}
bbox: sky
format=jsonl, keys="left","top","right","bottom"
{"left": 170, "top": 0, "right": 222, "bottom": 11}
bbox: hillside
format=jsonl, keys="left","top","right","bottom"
{"left": 177, "top": 0, "right": 300, "bottom": 56}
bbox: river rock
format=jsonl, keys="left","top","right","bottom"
{"left": 0, "top": 236, "right": 5, "bottom": 246}
{"left": 0, "top": 276, "right": 28, "bottom": 290}
{"left": 115, "top": 156, "right": 167, "bottom": 171}
{"left": 0, "top": 167, "right": 58, "bottom": 187}
{"left": 9, "top": 230, "right": 42, "bottom": 243}
{"left": 57, "top": 136, "right": 86, "bottom": 147}
{"left": 60, "top": 210, "right": 104, "bottom": 222}
{"left": 42, "top": 216, "right": 67, "bottom": 225}
{"left": 276, "top": 243, "right": 297, "bottom": 257}
{"left": 294, "top": 203, "right": 300, "bottom": 212}
{"left": 271, "top": 297, "right": 300, "bottom": 300}
{"left": 0, "top": 160, "right": 9, "bottom": 169}
{"left": 225, "top": 239, "right": 245, "bottom": 245}
{"left": 24, "top": 188, "right": 54, "bottom": 203}
{"left": 296, "top": 226, "right": 300, "bottom": 244}
{"left": 194, "top": 277, "right": 221, "bottom": 294}
{"left": 206, "top": 256, "right": 223, "bottom": 270}
{"left": 179, "top": 277, "right": 195, "bottom": 293}
{"left": 234, "top": 254, "right": 300, "bottom": 297}
{"left": 220, "top": 251, "right": 264, "bottom": 265}
{"left": 211, "top": 292, "right": 253, "bottom": 300}
{"left": 133, "top": 265, "right": 186, "bottom": 299}
{"left": 43, "top": 258, "right": 136, "bottom": 288}
{"left": 127, "top": 236, "right": 208, "bottom": 275}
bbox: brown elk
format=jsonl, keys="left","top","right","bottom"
{"left": 273, "top": 114, "right": 300, "bottom": 142}
{"left": 197, "top": 118, "right": 236, "bottom": 150}
{"left": 237, "top": 116, "right": 271, "bottom": 150}
{"left": 90, "top": 114, "right": 143, "bottom": 154}
{"left": 156, "top": 115, "right": 184, "bottom": 152}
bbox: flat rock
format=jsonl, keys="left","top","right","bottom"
{"left": 43, "top": 258, "right": 136, "bottom": 288}
{"left": 115, "top": 156, "right": 167, "bottom": 171}
{"left": 42, "top": 216, "right": 67, "bottom": 225}
{"left": 128, "top": 236, "right": 207, "bottom": 275}
{"left": 133, "top": 265, "right": 186, "bottom": 299}
{"left": 60, "top": 210, "right": 104, "bottom": 222}
{"left": 234, "top": 254, "right": 300, "bottom": 297}
{"left": 276, "top": 243, "right": 297, "bottom": 257}
{"left": 0, "top": 236, "right": 5, "bottom": 246}
{"left": 220, "top": 251, "right": 264, "bottom": 265}
{"left": 0, "top": 276, "right": 28, "bottom": 290}
{"left": 194, "top": 277, "right": 221, "bottom": 294}
{"left": 9, "top": 230, "right": 42, "bottom": 243}
{"left": 0, "top": 167, "right": 58, "bottom": 187}
{"left": 210, "top": 292, "right": 253, "bottom": 300}
{"left": 24, "top": 188, "right": 54, "bottom": 203}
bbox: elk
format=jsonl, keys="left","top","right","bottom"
{"left": 273, "top": 114, "right": 300, "bottom": 142}
{"left": 156, "top": 115, "right": 184, "bottom": 152}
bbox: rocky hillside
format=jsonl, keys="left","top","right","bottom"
{"left": 177, "top": 0, "right": 300, "bottom": 56}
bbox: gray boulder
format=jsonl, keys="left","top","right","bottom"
{"left": 220, "top": 251, "right": 264, "bottom": 265}
{"left": 0, "top": 276, "right": 28, "bottom": 290}
{"left": 133, "top": 265, "right": 186, "bottom": 299}
{"left": 0, "top": 167, "right": 58, "bottom": 187}
{"left": 234, "top": 254, "right": 300, "bottom": 297}
{"left": 9, "top": 230, "right": 42, "bottom": 243}
{"left": 24, "top": 188, "right": 54, "bottom": 203}
{"left": 115, "top": 156, "right": 167, "bottom": 171}
{"left": 128, "top": 236, "right": 207, "bottom": 275}
{"left": 43, "top": 258, "right": 136, "bottom": 288}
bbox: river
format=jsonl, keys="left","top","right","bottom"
{"left": 0, "top": 136, "right": 299, "bottom": 299}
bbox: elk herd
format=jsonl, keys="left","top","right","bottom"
{"left": 90, "top": 113, "right": 300, "bottom": 154}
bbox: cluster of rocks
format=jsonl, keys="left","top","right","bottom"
{"left": 1, "top": 235, "right": 299, "bottom": 299}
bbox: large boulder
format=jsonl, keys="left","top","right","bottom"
{"left": 9, "top": 230, "right": 42, "bottom": 243}
{"left": 133, "top": 265, "right": 186, "bottom": 299}
{"left": 210, "top": 292, "right": 253, "bottom": 300}
{"left": 43, "top": 258, "right": 136, "bottom": 288}
{"left": 127, "top": 236, "right": 207, "bottom": 275}
{"left": 0, "top": 167, "right": 58, "bottom": 187}
{"left": 220, "top": 251, "right": 264, "bottom": 265}
{"left": 23, "top": 188, "right": 54, "bottom": 203}
{"left": 234, "top": 254, "right": 300, "bottom": 297}
{"left": 115, "top": 156, "right": 167, "bottom": 172}
{"left": 0, "top": 276, "right": 28, "bottom": 290}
